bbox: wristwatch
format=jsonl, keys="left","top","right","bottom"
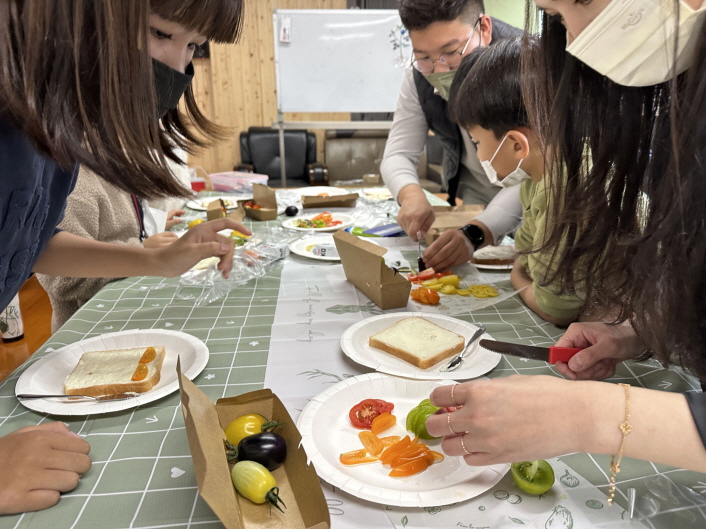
{"left": 460, "top": 223, "right": 485, "bottom": 250}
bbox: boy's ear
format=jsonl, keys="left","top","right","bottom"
{"left": 506, "top": 130, "right": 531, "bottom": 161}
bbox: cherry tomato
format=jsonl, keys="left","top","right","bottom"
{"left": 339, "top": 448, "right": 378, "bottom": 465}
{"left": 416, "top": 269, "right": 436, "bottom": 281}
{"left": 231, "top": 460, "right": 286, "bottom": 512}
{"left": 224, "top": 414, "right": 281, "bottom": 446}
{"left": 371, "top": 412, "right": 396, "bottom": 436}
{"left": 389, "top": 457, "right": 429, "bottom": 477}
{"left": 349, "top": 399, "right": 394, "bottom": 429}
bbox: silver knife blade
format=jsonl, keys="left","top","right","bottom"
{"left": 478, "top": 339, "right": 551, "bottom": 361}
{"left": 17, "top": 392, "right": 139, "bottom": 402}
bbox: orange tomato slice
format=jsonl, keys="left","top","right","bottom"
{"left": 339, "top": 448, "right": 379, "bottom": 465}
{"left": 371, "top": 412, "right": 396, "bottom": 436}
{"left": 389, "top": 457, "right": 430, "bottom": 477}
{"left": 379, "top": 435, "right": 401, "bottom": 447}
{"left": 131, "top": 363, "right": 148, "bottom": 381}
{"left": 380, "top": 436, "right": 411, "bottom": 466}
{"left": 426, "top": 451, "right": 445, "bottom": 464}
{"left": 358, "top": 431, "right": 384, "bottom": 457}
{"left": 139, "top": 347, "right": 156, "bottom": 364}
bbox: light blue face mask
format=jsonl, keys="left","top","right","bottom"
{"left": 480, "top": 134, "right": 531, "bottom": 188}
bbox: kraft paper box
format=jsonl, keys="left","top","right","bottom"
{"left": 333, "top": 230, "right": 411, "bottom": 310}
{"left": 206, "top": 198, "right": 246, "bottom": 223}
{"left": 237, "top": 183, "right": 278, "bottom": 221}
{"left": 301, "top": 193, "right": 358, "bottom": 209}
{"left": 178, "top": 363, "right": 330, "bottom": 529}
{"left": 424, "top": 204, "right": 485, "bottom": 245}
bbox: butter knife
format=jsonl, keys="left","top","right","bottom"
{"left": 17, "top": 393, "right": 139, "bottom": 402}
{"left": 440, "top": 325, "right": 486, "bottom": 372}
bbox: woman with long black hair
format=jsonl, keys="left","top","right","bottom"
{"left": 427, "top": 0, "right": 706, "bottom": 477}
{"left": 0, "top": 0, "right": 247, "bottom": 514}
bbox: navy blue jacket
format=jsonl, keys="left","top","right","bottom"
{"left": 0, "top": 118, "right": 78, "bottom": 311}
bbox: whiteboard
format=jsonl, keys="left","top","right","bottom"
{"left": 273, "top": 9, "right": 410, "bottom": 113}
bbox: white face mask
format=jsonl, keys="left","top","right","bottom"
{"left": 566, "top": 0, "right": 706, "bottom": 87}
{"left": 480, "top": 134, "right": 531, "bottom": 188}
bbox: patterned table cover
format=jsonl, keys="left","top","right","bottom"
{"left": 1, "top": 191, "right": 704, "bottom": 529}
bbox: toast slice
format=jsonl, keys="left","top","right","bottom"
{"left": 64, "top": 346, "right": 166, "bottom": 396}
{"left": 368, "top": 317, "right": 465, "bottom": 370}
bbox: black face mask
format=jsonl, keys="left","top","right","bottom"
{"left": 152, "top": 58, "right": 194, "bottom": 118}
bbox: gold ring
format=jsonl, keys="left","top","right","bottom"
{"left": 450, "top": 384, "right": 459, "bottom": 407}
{"left": 460, "top": 434, "right": 471, "bottom": 455}
{"left": 447, "top": 413, "right": 460, "bottom": 435}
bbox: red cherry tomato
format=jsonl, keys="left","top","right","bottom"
{"left": 349, "top": 399, "right": 395, "bottom": 429}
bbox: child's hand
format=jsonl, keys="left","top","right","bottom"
{"left": 0, "top": 422, "right": 91, "bottom": 514}
{"left": 165, "top": 209, "right": 185, "bottom": 230}
{"left": 143, "top": 232, "right": 179, "bottom": 249}
{"left": 153, "top": 218, "right": 252, "bottom": 278}
{"left": 422, "top": 229, "right": 474, "bottom": 271}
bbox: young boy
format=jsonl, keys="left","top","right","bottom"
{"left": 448, "top": 38, "right": 584, "bottom": 326}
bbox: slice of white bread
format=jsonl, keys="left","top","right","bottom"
{"left": 471, "top": 244, "right": 518, "bottom": 265}
{"left": 368, "top": 317, "right": 465, "bottom": 370}
{"left": 64, "top": 346, "right": 166, "bottom": 396}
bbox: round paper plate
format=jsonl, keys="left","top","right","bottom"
{"left": 282, "top": 213, "right": 353, "bottom": 232}
{"left": 288, "top": 236, "right": 380, "bottom": 261}
{"left": 340, "top": 313, "right": 501, "bottom": 380}
{"left": 297, "top": 373, "right": 509, "bottom": 507}
{"left": 473, "top": 262, "right": 513, "bottom": 271}
{"left": 185, "top": 196, "right": 241, "bottom": 210}
{"left": 16, "top": 330, "right": 209, "bottom": 416}
{"left": 294, "top": 186, "right": 350, "bottom": 197}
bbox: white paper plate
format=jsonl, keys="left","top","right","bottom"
{"left": 361, "top": 187, "right": 393, "bottom": 201}
{"left": 288, "top": 236, "right": 380, "bottom": 261}
{"left": 185, "top": 196, "right": 241, "bottom": 211}
{"left": 16, "top": 330, "right": 209, "bottom": 416}
{"left": 473, "top": 262, "right": 513, "bottom": 271}
{"left": 282, "top": 213, "right": 353, "bottom": 232}
{"left": 297, "top": 373, "right": 508, "bottom": 507}
{"left": 294, "top": 186, "right": 350, "bottom": 197}
{"left": 340, "top": 313, "right": 501, "bottom": 380}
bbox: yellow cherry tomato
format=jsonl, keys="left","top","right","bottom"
{"left": 438, "top": 275, "right": 460, "bottom": 287}
{"left": 187, "top": 218, "right": 204, "bottom": 229}
{"left": 224, "top": 414, "right": 268, "bottom": 446}
{"left": 231, "top": 461, "right": 286, "bottom": 512}
{"left": 421, "top": 279, "right": 440, "bottom": 287}
{"left": 440, "top": 284, "right": 457, "bottom": 295}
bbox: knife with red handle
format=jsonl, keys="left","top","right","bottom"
{"left": 479, "top": 339, "right": 583, "bottom": 364}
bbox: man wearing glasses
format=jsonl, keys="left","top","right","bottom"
{"left": 382, "top": 0, "right": 523, "bottom": 270}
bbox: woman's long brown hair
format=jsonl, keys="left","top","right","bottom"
{"left": 0, "top": 0, "right": 243, "bottom": 199}
{"left": 522, "top": 4, "right": 706, "bottom": 380}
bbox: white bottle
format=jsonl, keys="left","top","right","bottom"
{"left": 0, "top": 294, "right": 24, "bottom": 343}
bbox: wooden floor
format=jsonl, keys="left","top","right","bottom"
{"left": 0, "top": 276, "right": 52, "bottom": 383}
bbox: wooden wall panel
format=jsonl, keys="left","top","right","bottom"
{"left": 189, "top": 0, "right": 349, "bottom": 174}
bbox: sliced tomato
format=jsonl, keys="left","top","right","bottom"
{"left": 380, "top": 436, "right": 411, "bottom": 465}
{"left": 426, "top": 289, "right": 440, "bottom": 304}
{"left": 359, "top": 431, "right": 385, "bottom": 457}
{"left": 391, "top": 450, "right": 431, "bottom": 468}
{"left": 416, "top": 268, "right": 436, "bottom": 280}
{"left": 371, "top": 412, "right": 396, "bottom": 436}
{"left": 349, "top": 399, "right": 395, "bottom": 429}
{"left": 435, "top": 270, "right": 453, "bottom": 278}
{"left": 389, "top": 457, "right": 430, "bottom": 477}
{"left": 340, "top": 448, "right": 379, "bottom": 465}
{"left": 407, "top": 274, "right": 418, "bottom": 282}
{"left": 379, "top": 435, "right": 401, "bottom": 447}
{"left": 426, "top": 451, "right": 445, "bottom": 464}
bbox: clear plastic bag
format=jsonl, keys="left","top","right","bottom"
{"left": 175, "top": 227, "right": 301, "bottom": 306}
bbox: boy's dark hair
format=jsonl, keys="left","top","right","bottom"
{"left": 398, "top": 0, "right": 484, "bottom": 31}
{"left": 448, "top": 38, "right": 529, "bottom": 139}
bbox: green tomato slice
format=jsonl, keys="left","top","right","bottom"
{"left": 511, "top": 460, "right": 555, "bottom": 495}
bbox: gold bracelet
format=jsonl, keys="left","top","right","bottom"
{"left": 607, "top": 383, "right": 633, "bottom": 505}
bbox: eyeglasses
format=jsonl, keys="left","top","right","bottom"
{"left": 411, "top": 18, "right": 481, "bottom": 74}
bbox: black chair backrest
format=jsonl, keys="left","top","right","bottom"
{"left": 239, "top": 127, "right": 316, "bottom": 180}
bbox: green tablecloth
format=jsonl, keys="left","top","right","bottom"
{"left": 0, "top": 191, "right": 704, "bottom": 529}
